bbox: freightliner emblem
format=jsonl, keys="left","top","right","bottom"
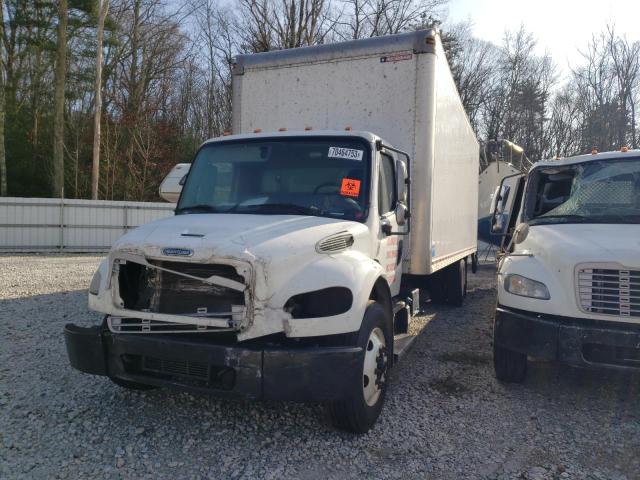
{"left": 162, "top": 247, "right": 193, "bottom": 257}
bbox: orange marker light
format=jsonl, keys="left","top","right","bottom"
{"left": 254, "top": 128, "right": 262, "bottom": 133}
{"left": 345, "top": 126, "right": 352, "bottom": 131}
{"left": 278, "top": 127, "right": 287, "bottom": 132}
{"left": 304, "top": 126, "right": 313, "bottom": 131}
{"left": 223, "top": 131, "right": 231, "bottom": 136}
{"left": 591, "top": 148, "right": 598, "bottom": 155}
{"left": 621, "top": 146, "right": 629, "bottom": 152}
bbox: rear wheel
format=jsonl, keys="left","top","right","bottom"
{"left": 326, "top": 302, "right": 392, "bottom": 434}
{"left": 445, "top": 259, "right": 467, "bottom": 307}
{"left": 429, "top": 259, "right": 467, "bottom": 306}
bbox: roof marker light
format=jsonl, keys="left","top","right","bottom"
{"left": 223, "top": 131, "right": 231, "bottom": 136}
{"left": 591, "top": 147, "right": 598, "bottom": 155}
{"left": 621, "top": 146, "right": 629, "bottom": 152}
{"left": 278, "top": 127, "right": 287, "bottom": 132}
{"left": 345, "top": 126, "right": 352, "bottom": 131}
{"left": 254, "top": 128, "right": 262, "bottom": 133}
{"left": 304, "top": 126, "right": 313, "bottom": 131}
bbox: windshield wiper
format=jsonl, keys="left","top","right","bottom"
{"left": 530, "top": 214, "right": 588, "bottom": 224}
{"left": 236, "top": 203, "right": 320, "bottom": 216}
{"left": 175, "top": 204, "right": 219, "bottom": 214}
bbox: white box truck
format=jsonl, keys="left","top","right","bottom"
{"left": 64, "top": 29, "right": 479, "bottom": 433}
{"left": 490, "top": 148, "right": 640, "bottom": 382}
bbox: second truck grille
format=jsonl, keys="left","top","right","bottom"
{"left": 577, "top": 266, "right": 640, "bottom": 318}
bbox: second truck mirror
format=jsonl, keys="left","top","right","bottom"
{"left": 490, "top": 184, "right": 511, "bottom": 235}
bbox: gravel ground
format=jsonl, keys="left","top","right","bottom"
{"left": 1, "top": 254, "right": 639, "bottom": 480}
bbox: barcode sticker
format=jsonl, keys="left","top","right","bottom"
{"left": 328, "top": 147, "right": 364, "bottom": 161}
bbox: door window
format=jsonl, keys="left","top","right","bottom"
{"left": 378, "top": 154, "right": 397, "bottom": 214}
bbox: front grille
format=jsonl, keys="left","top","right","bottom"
{"left": 122, "top": 354, "right": 236, "bottom": 389}
{"left": 576, "top": 266, "right": 640, "bottom": 318}
{"left": 107, "top": 316, "right": 238, "bottom": 334}
{"left": 117, "top": 260, "right": 246, "bottom": 319}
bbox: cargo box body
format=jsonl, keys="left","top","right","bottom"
{"left": 232, "top": 30, "right": 478, "bottom": 275}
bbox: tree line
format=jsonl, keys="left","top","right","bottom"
{"left": 0, "top": 0, "right": 638, "bottom": 201}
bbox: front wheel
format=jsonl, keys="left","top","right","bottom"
{"left": 325, "top": 302, "right": 392, "bottom": 434}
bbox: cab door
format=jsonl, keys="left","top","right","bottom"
{"left": 490, "top": 173, "right": 526, "bottom": 253}
{"left": 376, "top": 152, "right": 404, "bottom": 295}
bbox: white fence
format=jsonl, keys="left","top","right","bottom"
{"left": 0, "top": 197, "right": 175, "bottom": 252}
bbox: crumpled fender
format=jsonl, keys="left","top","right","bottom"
{"left": 258, "top": 249, "right": 387, "bottom": 339}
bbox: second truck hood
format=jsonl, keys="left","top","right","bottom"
{"left": 518, "top": 223, "right": 640, "bottom": 268}
{"left": 112, "top": 213, "right": 366, "bottom": 261}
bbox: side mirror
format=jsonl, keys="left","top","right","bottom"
{"left": 490, "top": 184, "right": 511, "bottom": 234}
{"left": 396, "top": 159, "right": 408, "bottom": 203}
{"left": 159, "top": 163, "right": 191, "bottom": 203}
{"left": 395, "top": 202, "right": 409, "bottom": 226}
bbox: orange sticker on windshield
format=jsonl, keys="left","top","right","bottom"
{"left": 340, "top": 178, "right": 361, "bottom": 197}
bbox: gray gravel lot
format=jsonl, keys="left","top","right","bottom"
{"left": 1, "top": 254, "right": 639, "bottom": 480}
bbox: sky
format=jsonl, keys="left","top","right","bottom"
{"left": 446, "top": 0, "right": 640, "bottom": 76}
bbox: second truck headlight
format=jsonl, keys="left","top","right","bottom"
{"left": 504, "top": 274, "right": 550, "bottom": 300}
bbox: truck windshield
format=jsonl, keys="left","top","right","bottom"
{"left": 525, "top": 157, "right": 640, "bottom": 225}
{"left": 176, "top": 137, "right": 371, "bottom": 221}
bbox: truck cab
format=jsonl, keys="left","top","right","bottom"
{"left": 490, "top": 149, "right": 640, "bottom": 381}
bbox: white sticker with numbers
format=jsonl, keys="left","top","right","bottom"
{"left": 328, "top": 147, "right": 364, "bottom": 161}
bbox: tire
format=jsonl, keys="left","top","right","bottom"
{"left": 428, "top": 271, "right": 447, "bottom": 304}
{"left": 445, "top": 259, "right": 467, "bottom": 307}
{"left": 110, "top": 376, "right": 158, "bottom": 391}
{"left": 493, "top": 343, "right": 527, "bottom": 383}
{"left": 325, "top": 302, "right": 392, "bottom": 434}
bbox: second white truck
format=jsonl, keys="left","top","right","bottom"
{"left": 491, "top": 148, "right": 640, "bottom": 382}
{"left": 64, "top": 29, "right": 479, "bottom": 433}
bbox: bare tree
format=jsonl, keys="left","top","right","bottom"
{"left": 52, "top": 0, "right": 68, "bottom": 198}
{"left": 606, "top": 25, "right": 640, "bottom": 148}
{"left": 0, "top": 0, "right": 6, "bottom": 196}
{"left": 334, "top": 0, "right": 446, "bottom": 40}
{"left": 238, "top": 0, "right": 333, "bottom": 52}
{"left": 91, "top": 0, "right": 110, "bottom": 199}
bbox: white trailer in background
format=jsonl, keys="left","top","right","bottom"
{"left": 65, "top": 29, "right": 479, "bottom": 433}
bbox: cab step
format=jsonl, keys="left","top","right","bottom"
{"left": 393, "top": 333, "right": 418, "bottom": 363}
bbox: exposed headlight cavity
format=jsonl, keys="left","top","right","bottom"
{"left": 504, "top": 274, "right": 550, "bottom": 300}
{"left": 284, "top": 287, "right": 353, "bottom": 318}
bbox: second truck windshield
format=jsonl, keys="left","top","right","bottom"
{"left": 525, "top": 158, "right": 640, "bottom": 226}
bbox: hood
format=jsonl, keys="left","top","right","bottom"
{"left": 112, "top": 213, "right": 366, "bottom": 262}
{"left": 519, "top": 223, "right": 640, "bottom": 269}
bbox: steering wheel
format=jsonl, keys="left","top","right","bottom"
{"left": 313, "top": 182, "right": 340, "bottom": 194}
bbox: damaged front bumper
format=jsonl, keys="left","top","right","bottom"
{"left": 64, "top": 322, "right": 362, "bottom": 401}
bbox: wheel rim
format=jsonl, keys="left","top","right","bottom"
{"left": 362, "top": 327, "right": 387, "bottom": 407}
